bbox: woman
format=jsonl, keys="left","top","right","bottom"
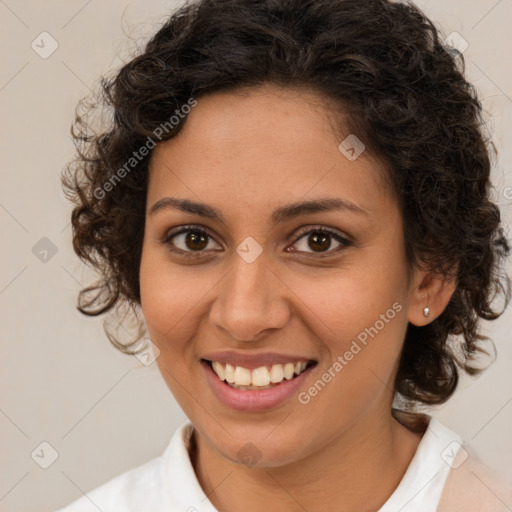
{"left": 56, "top": 0, "right": 511, "bottom": 510}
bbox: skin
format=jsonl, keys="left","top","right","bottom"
{"left": 139, "top": 84, "right": 456, "bottom": 511}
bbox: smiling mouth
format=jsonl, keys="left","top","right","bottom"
{"left": 203, "top": 359, "right": 317, "bottom": 390}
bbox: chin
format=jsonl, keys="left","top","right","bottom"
{"left": 198, "top": 419, "right": 311, "bottom": 468}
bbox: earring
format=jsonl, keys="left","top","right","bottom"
{"left": 423, "top": 307, "right": 430, "bottom": 318}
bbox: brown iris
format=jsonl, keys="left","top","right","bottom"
{"left": 308, "top": 232, "right": 331, "bottom": 252}
{"left": 185, "top": 230, "right": 209, "bottom": 251}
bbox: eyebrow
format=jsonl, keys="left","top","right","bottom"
{"left": 149, "top": 196, "right": 367, "bottom": 224}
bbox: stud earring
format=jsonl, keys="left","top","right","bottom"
{"left": 423, "top": 306, "right": 430, "bottom": 318}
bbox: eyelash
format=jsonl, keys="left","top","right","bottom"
{"left": 161, "top": 224, "right": 353, "bottom": 259}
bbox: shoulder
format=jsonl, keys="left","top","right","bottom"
{"left": 437, "top": 441, "right": 512, "bottom": 512}
{"left": 54, "top": 455, "right": 164, "bottom": 512}
{"left": 53, "top": 421, "right": 196, "bottom": 512}
{"left": 382, "top": 413, "right": 511, "bottom": 512}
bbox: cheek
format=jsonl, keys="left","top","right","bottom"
{"left": 139, "top": 246, "right": 199, "bottom": 351}
{"left": 289, "top": 264, "right": 409, "bottom": 405}
{"left": 292, "top": 264, "right": 407, "bottom": 346}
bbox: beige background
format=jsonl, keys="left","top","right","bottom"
{"left": 0, "top": 1, "right": 511, "bottom": 510}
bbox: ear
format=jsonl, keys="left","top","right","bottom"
{"left": 408, "top": 268, "right": 457, "bottom": 326}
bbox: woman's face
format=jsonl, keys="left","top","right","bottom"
{"left": 140, "top": 85, "right": 421, "bottom": 467}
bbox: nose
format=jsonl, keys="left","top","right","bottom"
{"left": 208, "top": 251, "right": 290, "bottom": 342}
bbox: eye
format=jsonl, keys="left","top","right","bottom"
{"left": 161, "top": 225, "right": 221, "bottom": 257}
{"left": 288, "top": 226, "right": 352, "bottom": 257}
{"left": 161, "top": 225, "right": 352, "bottom": 258}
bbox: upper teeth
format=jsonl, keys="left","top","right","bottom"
{"left": 211, "top": 361, "right": 309, "bottom": 387}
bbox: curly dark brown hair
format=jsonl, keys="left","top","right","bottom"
{"left": 62, "top": 0, "right": 510, "bottom": 412}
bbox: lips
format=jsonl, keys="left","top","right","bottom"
{"left": 200, "top": 351, "right": 318, "bottom": 411}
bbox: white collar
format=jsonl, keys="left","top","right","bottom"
{"left": 162, "top": 421, "right": 219, "bottom": 512}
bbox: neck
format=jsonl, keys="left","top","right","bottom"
{"left": 190, "top": 408, "right": 424, "bottom": 512}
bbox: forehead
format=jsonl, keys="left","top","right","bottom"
{"left": 147, "top": 85, "right": 394, "bottom": 220}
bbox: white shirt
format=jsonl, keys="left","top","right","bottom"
{"left": 55, "top": 417, "right": 463, "bottom": 512}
